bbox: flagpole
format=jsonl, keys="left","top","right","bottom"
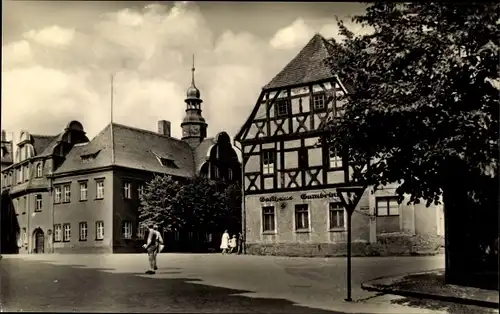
{"left": 110, "top": 74, "right": 115, "bottom": 165}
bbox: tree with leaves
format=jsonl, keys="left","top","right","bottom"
{"left": 322, "top": 3, "right": 499, "bottom": 288}
{"left": 139, "top": 174, "right": 242, "bottom": 241}
{"left": 138, "top": 175, "right": 185, "bottom": 232}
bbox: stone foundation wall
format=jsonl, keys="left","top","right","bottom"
{"left": 246, "top": 233, "right": 445, "bottom": 257}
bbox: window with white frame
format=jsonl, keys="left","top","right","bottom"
{"left": 376, "top": 197, "right": 400, "bottom": 216}
{"left": 36, "top": 163, "right": 43, "bottom": 177}
{"left": 329, "top": 148, "right": 343, "bottom": 169}
{"left": 96, "top": 180, "right": 104, "bottom": 199}
{"left": 63, "top": 184, "right": 71, "bottom": 203}
{"left": 63, "top": 224, "right": 71, "bottom": 242}
{"left": 329, "top": 203, "right": 345, "bottom": 229}
{"left": 123, "top": 182, "right": 131, "bottom": 199}
{"left": 79, "top": 222, "right": 88, "bottom": 241}
{"left": 262, "top": 206, "right": 275, "bottom": 232}
{"left": 122, "top": 221, "right": 132, "bottom": 239}
{"left": 313, "top": 93, "right": 326, "bottom": 111}
{"left": 96, "top": 221, "right": 104, "bottom": 240}
{"left": 137, "top": 184, "right": 144, "bottom": 199}
{"left": 295, "top": 204, "right": 309, "bottom": 230}
{"left": 137, "top": 224, "right": 147, "bottom": 239}
{"left": 53, "top": 224, "right": 62, "bottom": 242}
{"left": 54, "top": 186, "right": 62, "bottom": 204}
{"left": 80, "top": 182, "right": 88, "bottom": 201}
{"left": 275, "top": 99, "right": 291, "bottom": 117}
{"left": 262, "top": 150, "right": 275, "bottom": 175}
{"left": 35, "top": 194, "right": 42, "bottom": 212}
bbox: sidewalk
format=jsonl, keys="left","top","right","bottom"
{"left": 361, "top": 269, "right": 499, "bottom": 309}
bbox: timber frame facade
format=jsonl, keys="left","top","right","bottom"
{"left": 237, "top": 78, "right": 353, "bottom": 195}
{"left": 234, "top": 33, "right": 445, "bottom": 258}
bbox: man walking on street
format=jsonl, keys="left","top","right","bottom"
{"left": 143, "top": 224, "right": 163, "bottom": 274}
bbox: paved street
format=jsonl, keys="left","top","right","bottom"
{"left": 1, "top": 253, "right": 451, "bottom": 313}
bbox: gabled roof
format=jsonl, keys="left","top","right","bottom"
{"left": 263, "top": 33, "right": 335, "bottom": 90}
{"left": 235, "top": 34, "right": 353, "bottom": 142}
{"left": 54, "top": 123, "right": 195, "bottom": 178}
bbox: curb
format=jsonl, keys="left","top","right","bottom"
{"left": 361, "top": 281, "right": 500, "bottom": 309}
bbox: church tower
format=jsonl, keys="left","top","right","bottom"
{"left": 181, "top": 55, "right": 207, "bottom": 148}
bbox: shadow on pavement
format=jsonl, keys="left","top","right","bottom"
{"left": 1, "top": 258, "right": 355, "bottom": 313}
{"left": 391, "top": 297, "right": 499, "bottom": 314}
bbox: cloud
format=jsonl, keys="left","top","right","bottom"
{"left": 2, "top": 40, "right": 33, "bottom": 66}
{"left": 23, "top": 25, "right": 75, "bottom": 47}
{"left": 2, "top": 2, "right": 355, "bottom": 142}
{"left": 269, "top": 18, "right": 315, "bottom": 50}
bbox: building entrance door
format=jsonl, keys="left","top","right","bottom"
{"left": 34, "top": 229, "right": 45, "bottom": 254}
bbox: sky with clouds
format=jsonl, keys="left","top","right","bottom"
{"left": 2, "top": 1, "right": 369, "bottom": 143}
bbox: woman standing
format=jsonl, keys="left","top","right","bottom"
{"left": 220, "top": 230, "right": 230, "bottom": 254}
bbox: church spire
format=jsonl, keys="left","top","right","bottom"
{"left": 191, "top": 54, "right": 196, "bottom": 86}
{"left": 186, "top": 54, "right": 200, "bottom": 99}
{"left": 181, "top": 54, "right": 207, "bottom": 147}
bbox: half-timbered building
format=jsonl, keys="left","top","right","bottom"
{"left": 235, "top": 34, "right": 444, "bottom": 257}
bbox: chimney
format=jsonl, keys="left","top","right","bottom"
{"left": 157, "top": 120, "right": 171, "bottom": 137}
{"left": 1, "top": 130, "right": 6, "bottom": 142}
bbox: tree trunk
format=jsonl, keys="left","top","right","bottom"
{"left": 443, "top": 181, "right": 499, "bottom": 290}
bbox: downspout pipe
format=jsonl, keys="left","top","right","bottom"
{"left": 232, "top": 139, "right": 246, "bottom": 254}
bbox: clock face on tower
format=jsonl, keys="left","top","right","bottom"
{"left": 190, "top": 125, "right": 200, "bottom": 135}
{"left": 183, "top": 125, "right": 200, "bottom": 137}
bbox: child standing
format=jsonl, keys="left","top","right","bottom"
{"left": 228, "top": 235, "right": 237, "bottom": 254}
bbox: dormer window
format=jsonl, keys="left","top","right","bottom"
{"left": 81, "top": 150, "right": 100, "bottom": 162}
{"left": 159, "top": 157, "right": 177, "bottom": 168}
{"left": 152, "top": 151, "right": 178, "bottom": 168}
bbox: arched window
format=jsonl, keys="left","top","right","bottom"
{"left": 36, "top": 163, "right": 43, "bottom": 178}
{"left": 212, "top": 165, "right": 219, "bottom": 179}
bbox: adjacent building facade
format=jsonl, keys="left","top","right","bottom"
{"left": 235, "top": 34, "right": 444, "bottom": 257}
{"left": 1, "top": 65, "right": 241, "bottom": 254}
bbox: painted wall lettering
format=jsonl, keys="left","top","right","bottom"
{"left": 300, "top": 192, "right": 340, "bottom": 200}
{"left": 259, "top": 195, "right": 293, "bottom": 202}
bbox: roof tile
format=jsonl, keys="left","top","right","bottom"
{"left": 31, "top": 135, "right": 57, "bottom": 156}
{"left": 264, "top": 33, "right": 335, "bottom": 90}
{"left": 54, "top": 123, "right": 196, "bottom": 178}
